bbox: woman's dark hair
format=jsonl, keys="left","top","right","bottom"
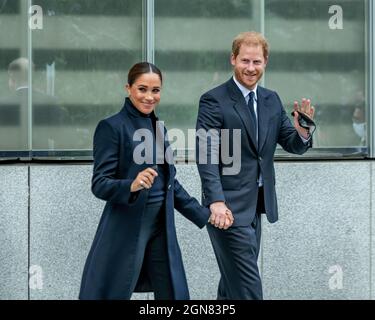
{"left": 127, "top": 62, "right": 163, "bottom": 86}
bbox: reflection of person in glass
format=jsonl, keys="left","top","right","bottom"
{"left": 8, "top": 58, "right": 29, "bottom": 92}
{"left": 4, "top": 57, "right": 67, "bottom": 149}
{"left": 196, "top": 31, "right": 315, "bottom": 300}
{"left": 79, "top": 62, "right": 231, "bottom": 300}
{"left": 352, "top": 106, "right": 366, "bottom": 146}
{"left": 0, "top": 58, "right": 31, "bottom": 149}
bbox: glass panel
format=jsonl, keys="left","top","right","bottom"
{"left": 265, "top": 0, "right": 367, "bottom": 154}
{"left": 0, "top": 0, "right": 29, "bottom": 152}
{"left": 31, "top": 0, "right": 143, "bottom": 151}
{"left": 0, "top": 0, "right": 369, "bottom": 159}
{"left": 156, "top": 0, "right": 368, "bottom": 160}
{"left": 155, "top": 0, "right": 261, "bottom": 154}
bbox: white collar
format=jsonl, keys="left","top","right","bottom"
{"left": 232, "top": 76, "right": 257, "bottom": 101}
{"left": 16, "top": 86, "right": 28, "bottom": 91}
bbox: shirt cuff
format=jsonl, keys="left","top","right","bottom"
{"left": 299, "top": 133, "right": 311, "bottom": 144}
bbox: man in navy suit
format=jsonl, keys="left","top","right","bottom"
{"left": 0, "top": 57, "right": 68, "bottom": 150}
{"left": 196, "top": 31, "right": 315, "bottom": 299}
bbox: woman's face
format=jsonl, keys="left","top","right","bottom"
{"left": 126, "top": 73, "right": 162, "bottom": 114}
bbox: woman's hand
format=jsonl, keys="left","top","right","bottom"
{"left": 130, "top": 167, "right": 158, "bottom": 192}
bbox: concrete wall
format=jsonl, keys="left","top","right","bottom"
{"left": 0, "top": 161, "right": 373, "bottom": 299}
{"left": 0, "top": 166, "right": 28, "bottom": 300}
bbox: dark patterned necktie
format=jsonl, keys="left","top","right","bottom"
{"left": 247, "top": 91, "right": 258, "bottom": 141}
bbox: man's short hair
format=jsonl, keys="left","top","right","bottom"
{"left": 232, "top": 31, "right": 269, "bottom": 60}
{"left": 8, "top": 57, "right": 31, "bottom": 83}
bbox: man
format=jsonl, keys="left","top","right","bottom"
{"left": 1, "top": 57, "right": 67, "bottom": 150}
{"left": 196, "top": 31, "right": 315, "bottom": 299}
{"left": 352, "top": 106, "right": 366, "bottom": 146}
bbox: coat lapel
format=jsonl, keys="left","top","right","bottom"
{"left": 155, "top": 119, "right": 174, "bottom": 184}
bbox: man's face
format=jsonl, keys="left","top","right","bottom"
{"left": 8, "top": 72, "right": 16, "bottom": 91}
{"left": 231, "top": 44, "right": 267, "bottom": 90}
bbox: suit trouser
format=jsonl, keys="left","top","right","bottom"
{"left": 129, "top": 201, "right": 174, "bottom": 300}
{"left": 207, "top": 187, "right": 264, "bottom": 300}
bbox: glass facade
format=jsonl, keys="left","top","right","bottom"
{"left": 0, "top": 0, "right": 369, "bottom": 159}
{"left": 265, "top": 0, "right": 367, "bottom": 154}
{"left": 0, "top": 0, "right": 26, "bottom": 152}
{"left": 0, "top": 0, "right": 143, "bottom": 157}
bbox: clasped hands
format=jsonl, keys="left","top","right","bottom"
{"left": 131, "top": 169, "right": 234, "bottom": 229}
{"left": 209, "top": 201, "right": 234, "bottom": 230}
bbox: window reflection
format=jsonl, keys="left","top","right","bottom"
{"left": 265, "top": 0, "right": 366, "bottom": 149}
{"left": 0, "top": 0, "right": 143, "bottom": 152}
{"left": 0, "top": 0, "right": 369, "bottom": 156}
{"left": 156, "top": 0, "right": 367, "bottom": 154}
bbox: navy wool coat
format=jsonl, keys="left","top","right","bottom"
{"left": 79, "top": 98, "right": 210, "bottom": 300}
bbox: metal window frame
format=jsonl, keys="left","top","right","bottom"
{"left": 369, "top": 0, "right": 375, "bottom": 157}
{"left": 143, "top": 0, "right": 154, "bottom": 63}
{"left": 27, "top": 0, "right": 33, "bottom": 155}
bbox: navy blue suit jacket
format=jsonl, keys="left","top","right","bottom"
{"left": 196, "top": 78, "right": 312, "bottom": 225}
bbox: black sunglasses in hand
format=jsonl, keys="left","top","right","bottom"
{"left": 291, "top": 110, "right": 316, "bottom": 135}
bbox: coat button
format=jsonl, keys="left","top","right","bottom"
{"left": 168, "top": 184, "right": 171, "bottom": 190}
{"left": 259, "top": 156, "right": 262, "bottom": 161}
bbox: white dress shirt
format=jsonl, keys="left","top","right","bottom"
{"left": 232, "top": 76, "right": 263, "bottom": 186}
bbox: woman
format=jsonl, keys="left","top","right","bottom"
{"left": 79, "top": 62, "right": 230, "bottom": 300}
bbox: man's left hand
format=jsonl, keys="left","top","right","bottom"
{"left": 293, "top": 98, "right": 315, "bottom": 139}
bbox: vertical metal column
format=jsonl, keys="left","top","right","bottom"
{"left": 27, "top": 0, "right": 33, "bottom": 154}
{"left": 368, "top": 0, "right": 375, "bottom": 157}
{"left": 19, "top": 0, "right": 33, "bottom": 157}
{"left": 143, "top": 0, "right": 155, "bottom": 63}
{"left": 259, "top": 0, "right": 266, "bottom": 87}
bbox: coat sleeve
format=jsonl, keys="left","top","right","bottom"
{"left": 195, "top": 93, "right": 226, "bottom": 206}
{"left": 173, "top": 169, "right": 210, "bottom": 229}
{"left": 276, "top": 93, "right": 313, "bottom": 155}
{"left": 91, "top": 119, "right": 138, "bottom": 205}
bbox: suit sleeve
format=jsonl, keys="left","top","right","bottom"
{"left": 91, "top": 119, "right": 136, "bottom": 205}
{"left": 276, "top": 93, "right": 312, "bottom": 155}
{"left": 195, "top": 93, "right": 225, "bottom": 205}
{"left": 173, "top": 174, "right": 210, "bottom": 229}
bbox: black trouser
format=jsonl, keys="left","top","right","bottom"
{"left": 130, "top": 201, "right": 174, "bottom": 300}
{"left": 207, "top": 187, "right": 264, "bottom": 300}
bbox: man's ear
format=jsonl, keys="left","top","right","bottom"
{"left": 125, "top": 84, "right": 130, "bottom": 95}
{"left": 230, "top": 53, "right": 236, "bottom": 66}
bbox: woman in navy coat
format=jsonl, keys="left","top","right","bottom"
{"left": 79, "top": 62, "right": 222, "bottom": 300}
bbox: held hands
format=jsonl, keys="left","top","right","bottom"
{"left": 130, "top": 167, "right": 158, "bottom": 192}
{"left": 293, "top": 98, "right": 315, "bottom": 140}
{"left": 209, "top": 201, "right": 234, "bottom": 230}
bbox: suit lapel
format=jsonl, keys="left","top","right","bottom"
{"left": 227, "top": 79, "right": 258, "bottom": 152}
{"left": 257, "top": 86, "right": 272, "bottom": 154}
